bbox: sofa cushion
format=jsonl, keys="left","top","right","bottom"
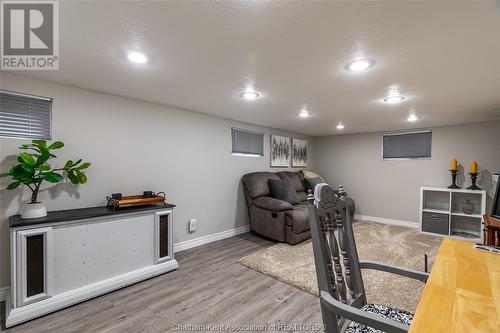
{"left": 346, "top": 197, "right": 356, "bottom": 217}
{"left": 268, "top": 179, "right": 300, "bottom": 205}
{"left": 253, "top": 197, "right": 294, "bottom": 211}
{"left": 301, "top": 170, "right": 325, "bottom": 191}
{"left": 296, "top": 171, "right": 308, "bottom": 192}
{"left": 297, "top": 191, "right": 307, "bottom": 202}
{"left": 242, "top": 172, "right": 281, "bottom": 199}
{"left": 285, "top": 205, "right": 310, "bottom": 234}
{"left": 305, "top": 177, "right": 324, "bottom": 192}
{"left": 277, "top": 171, "right": 305, "bottom": 192}
{"left": 302, "top": 170, "right": 322, "bottom": 179}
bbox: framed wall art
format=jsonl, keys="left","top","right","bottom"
{"left": 270, "top": 135, "right": 290, "bottom": 167}
{"left": 291, "top": 138, "right": 307, "bottom": 167}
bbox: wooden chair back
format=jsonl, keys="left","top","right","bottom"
{"left": 308, "top": 183, "right": 367, "bottom": 332}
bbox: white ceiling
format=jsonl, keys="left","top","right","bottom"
{"left": 11, "top": 1, "right": 500, "bottom": 136}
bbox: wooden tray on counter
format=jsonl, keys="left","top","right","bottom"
{"left": 106, "top": 193, "right": 166, "bottom": 210}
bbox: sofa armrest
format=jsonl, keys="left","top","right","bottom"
{"left": 346, "top": 197, "right": 356, "bottom": 216}
{"left": 253, "top": 197, "right": 293, "bottom": 211}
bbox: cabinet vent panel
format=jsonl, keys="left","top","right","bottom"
{"left": 159, "top": 215, "right": 169, "bottom": 258}
{"left": 26, "top": 234, "right": 44, "bottom": 297}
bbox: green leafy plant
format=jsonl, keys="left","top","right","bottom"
{"left": 0, "top": 140, "right": 90, "bottom": 203}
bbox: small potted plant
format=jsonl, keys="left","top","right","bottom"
{"left": 0, "top": 140, "right": 90, "bottom": 219}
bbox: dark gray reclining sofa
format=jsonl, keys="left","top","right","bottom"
{"left": 242, "top": 171, "right": 355, "bottom": 245}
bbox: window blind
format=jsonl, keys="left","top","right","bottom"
{"left": 231, "top": 128, "right": 264, "bottom": 156}
{"left": 0, "top": 90, "right": 52, "bottom": 140}
{"left": 383, "top": 130, "right": 432, "bottom": 159}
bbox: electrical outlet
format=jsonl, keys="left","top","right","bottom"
{"left": 188, "top": 218, "right": 197, "bottom": 233}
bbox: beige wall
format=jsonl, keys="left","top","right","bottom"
{"left": 314, "top": 122, "right": 500, "bottom": 224}
{"left": 0, "top": 73, "right": 314, "bottom": 289}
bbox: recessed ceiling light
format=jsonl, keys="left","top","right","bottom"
{"left": 127, "top": 51, "right": 148, "bottom": 64}
{"left": 345, "top": 59, "right": 375, "bottom": 72}
{"left": 407, "top": 114, "right": 419, "bottom": 122}
{"left": 383, "top": 95, "right": 406, "bottom": 104}
{"left": 299, "top": 109, "right": 311, "bottom": 118}
{"left": 241, "top": 91, "right": 261, "bottom": 100}
{"left": 337, "top": 123, "right": 345, "bottom": 130}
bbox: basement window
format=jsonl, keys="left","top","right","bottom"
{"left": 0, "top": 90, "right": 52, "bottom": 140}
{"left": 383, "top": 130, "right": 432, "bottom": 160}
{"left": 231, "top": 128, "right": 264, "bottom": 157}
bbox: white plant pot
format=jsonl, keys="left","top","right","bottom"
{"left": 21, "top": 202, "right": 47, "bottom": 219}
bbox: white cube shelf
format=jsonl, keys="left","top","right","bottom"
{"left": 420, "top": 186, "right": 486, "bottom": 241}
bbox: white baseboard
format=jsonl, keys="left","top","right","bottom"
{"left": 0, "top": 286, "right": 8, "bottom": 302}
{"left": 355, "top": 214, "right": 418, "bottom": 229}
{"left": 0, "top": 225, "right": 250, "bottom": 307}
{"left": 5, "top": 259, "right": 178, "bottom": 328}
{"left": 174, "top": 225, "right": 250, "bottom": 253}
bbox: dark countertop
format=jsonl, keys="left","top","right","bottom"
{"left": 9, "top": 203, "right": 176, "bottom": 228}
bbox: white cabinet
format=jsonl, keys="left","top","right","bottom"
{"left": 6, "top": 206, "right": 178, "bottom": 328}
{"left": 420, "top": 187, "right": 486, "bottom": 241}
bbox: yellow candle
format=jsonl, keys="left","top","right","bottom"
{"left": 470, "top": 161, "right": 478, "bottom": 174}
{"left": 450, "top": 159, "right": 458, "bottom": 171}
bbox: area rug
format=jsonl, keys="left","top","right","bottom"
{"left": 238, "top": 221, "right": 442, "bottom": 312}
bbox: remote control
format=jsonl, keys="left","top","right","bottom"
{"left": 474, "top": 243, "right": 500, "bottom": 254}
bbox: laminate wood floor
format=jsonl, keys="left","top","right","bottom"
{"left": 1, "top": 233, "right": 322, "bottom": 333}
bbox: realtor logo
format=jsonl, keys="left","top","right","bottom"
{"left": 1, "top": 0, "right": 59, "bottom": 70}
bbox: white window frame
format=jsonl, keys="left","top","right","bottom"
{"left": 231, "top": 127, "right": 265, "bottom": 157}
{"left": 382, "top": 130, "right": 432, "bottom": 160}
{"left": 0, "top": 90, "right": 52, "bottom": 140}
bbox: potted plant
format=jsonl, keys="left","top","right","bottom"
{"left": 0, "top": 140, "right": 90, "bottom": 219}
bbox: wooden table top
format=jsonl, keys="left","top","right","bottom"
{"left": 409, "top": 238, "right": 500, "bottom": 332}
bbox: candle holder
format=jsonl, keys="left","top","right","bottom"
{"left": 448, "top": 170, "right": 460, "bottom": 189}
{"left": 467, "top": 173, "right": 481, "bottom": 190}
